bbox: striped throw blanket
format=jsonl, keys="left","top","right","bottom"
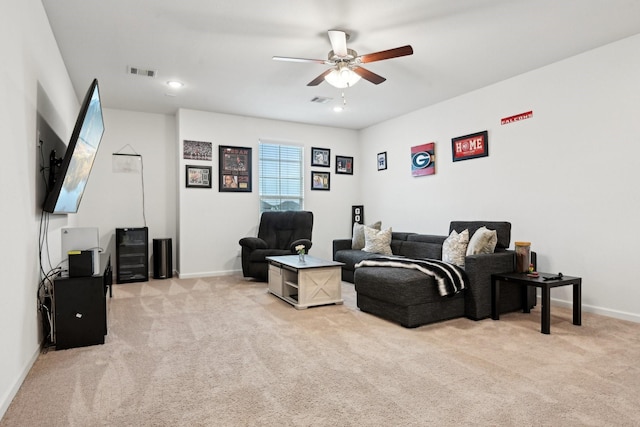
{"left": 355, "top": 256, "right": 467, "bottom": 297}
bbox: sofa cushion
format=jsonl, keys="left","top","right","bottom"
{"left": 442, "top": 229, "right": 469, "bottom": 267}
{"left": 466, "top": 226, "right": 498, "bottom": 255}
{"left": 400, "top": 239, "right": 444, "bottom": 259}
{"left": 355, "top": 267, "right": 454, "bottom": 306}
{"left": 450, "top": 221, "right": 511, "bottom": 250}
{"left": 352, "top": 221, "right": 382, "bottom": 250}
{"left": 363, "top": 227, "right": 393, "bottom": 255}
{"left": 334, "top": 249, "right": 378, "bottom": 269}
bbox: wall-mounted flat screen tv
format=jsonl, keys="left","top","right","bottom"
{"left": 43, "top": 78, "right": 104, "bottom": 214}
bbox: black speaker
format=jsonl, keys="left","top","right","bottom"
{"left": 352, "top": 205, "right": 364, "bottom": 226}
{"left": 54, "top": 276, "right": 106, "bottom": 349}
{"left": 68, "top": 250, "right": 94, "bottom": 277}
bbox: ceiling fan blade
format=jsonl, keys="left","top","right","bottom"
{"left": 328, "top": 30, "right": 348, "bottom": 57}
{"left": 359, "top": 45, "right": 414, "bottom": 63}
{"left": 353, "top": 67, "right": 386, "bottom": 85}
{"left": 273, "top": 56, "right": 328, "bottom": 64}
{"left": 307, "top": 69, "right": 333, "bottom": 86}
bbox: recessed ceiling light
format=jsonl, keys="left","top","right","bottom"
{"left": 167, "top": 80, "right": 184, "bottom": 89}
{"left": 333, "top": 106, "right": 344, "bottom": 113}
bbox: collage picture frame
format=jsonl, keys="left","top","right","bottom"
{"left": 185, "top": 165, "right": 212, "bottom": 188}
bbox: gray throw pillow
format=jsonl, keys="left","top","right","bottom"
{"left": 466, "top": 226, "right": 497, "bottom": 255}
{"left": 352, "top": 221, "right": 382, "bottom": 250}
{"left": 442, "top": 229, "right": 469, "bottom": 267}
{"left": 362, "top": 226, "right": 393, "bottom": 255}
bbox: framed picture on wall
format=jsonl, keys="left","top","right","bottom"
{"left": 185, "top": 165, "right": 212, "bottom": 188}
{"left": 219, "top": 145, "right": 252, "bottom": 192}
{"left": 411, "top": 143, "right": 436, "bottom": 177}
{"left": 377, "top": 152, "right": 387, "bottom": 171}
{"left": 183, "top": 140, "right": 212, "bottom": 161}
{"left": 335, "top": 155, "right": 353, "bottom": 175}
{"left": 311, "top": 171, "right": 330, "bottom": 190}
{"left": 451, "top": 130, "right": 489, "bottom": 162}
{"left": 311, "top": 147, "right": 331, "bottom": 167}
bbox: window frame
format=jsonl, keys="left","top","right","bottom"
{"left": 258, "top": 140, "right": 304, "bottom": 213}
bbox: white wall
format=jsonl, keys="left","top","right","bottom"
{"left": 176, "top": 109, "right": 360, "bottom": 278}
{"left": 359, "top": 34, "right": 640, "bottom": 322}
{"left": 74, "top": 109, "right": 177, "bottom": 265}
{"left": 0, "top": 0, "right": 79, "bottom": 417}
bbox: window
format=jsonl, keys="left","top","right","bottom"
{"left": 258, "top": 141, "right": 304, "bottom": 213}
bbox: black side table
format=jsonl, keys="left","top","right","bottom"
{"left": 491, "top": 272, "right": 581, "bottom": 334}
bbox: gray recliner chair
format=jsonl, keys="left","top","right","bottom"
{"left": 239, "top": 211, "right": 313, "bottom": 281}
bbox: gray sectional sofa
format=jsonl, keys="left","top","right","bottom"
{"left": 333, "top": 221, "right": 535, "bottom": 328}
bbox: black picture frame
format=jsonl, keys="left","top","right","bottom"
{"left": 377, "top": 152, "right": 387, "bottom": 171}
{"left": 451, "top": 130, "right": 489, "bottom": 162}
{"left": 311, "top": 147, "right": 331, "bottom": 167}
{"left": 185, "top": 165, "right": 212, "bottom": 188}
{"left": 335, "top": 155, "right": 354, "bottom": 175}
{"left": 219, "top": 145, "right": 252, "bottom": 192}
{"left": 183, "top": 140, "right": 212, "bottom": 161}
{"left": 311, "top": 171, "right": 330, "bottom": 190}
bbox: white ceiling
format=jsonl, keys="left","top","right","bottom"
{"left": 42, "top": 0, "right": 640, "bottom": 130}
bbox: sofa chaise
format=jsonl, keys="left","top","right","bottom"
{"left": 333, "top": 221, "right": 535, "bottom": 327}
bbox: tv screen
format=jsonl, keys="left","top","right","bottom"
{"left": 43, "top": 79, "right": 105, "bottom": 214}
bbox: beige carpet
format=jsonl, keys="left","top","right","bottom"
{"left": 2, "top": 275, "right": 639, "bottom": 426}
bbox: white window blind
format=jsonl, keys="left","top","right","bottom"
{"left": 258, "top": 141, "right": 304, "bottom": 213}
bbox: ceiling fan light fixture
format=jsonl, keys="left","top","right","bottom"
{"left": 324, "top": 66, "right": 361, "bottom": 88}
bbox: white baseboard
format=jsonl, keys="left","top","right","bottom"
{"left": 547, "top": 296, "right": 640, "bottom": 323}
{"left": 176, "top": 269, "right": 242, "bottom": 279}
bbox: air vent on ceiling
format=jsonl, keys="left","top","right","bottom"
{"left": 310, "top": 96, "right": 332, "bottom": 104}
{"left": 128, "top": 66, "right": 157, "bottom": 78}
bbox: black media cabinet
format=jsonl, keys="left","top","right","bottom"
{"left": 53, "top": 253, "right": 112, "bottom": 350}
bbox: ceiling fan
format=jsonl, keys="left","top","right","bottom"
{"left": 273, "top": 30, "right": 413, "bottom": 88}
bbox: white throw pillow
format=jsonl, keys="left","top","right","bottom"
{"left": 352, "top": 221, "right": 382, "bottom": 250}
{"left": 442, "top": 229, "right": 469, "bottom": 267}
{"left": 466, "top": 226, "right": 498, "bottom": 255}
{"left": 362, "top": 226, "right": 393, "bottom": 255}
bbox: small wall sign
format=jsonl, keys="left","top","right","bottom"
{"left": 377, "top": 152, "right": 387, "bottom": 171}
{"left": 411, "top": 143, "right": 435, "bottom": 176}
{"left": 501, "top": 111, "right": 533, "bottom": 125}
{"left": 451, "top": 131, "right": 488, "bottom": 162}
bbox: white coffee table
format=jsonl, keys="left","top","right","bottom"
{"left": 266, "top": 255, "right": 344, "bottom": 309}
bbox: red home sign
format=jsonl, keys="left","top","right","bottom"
{"left": 451, "top": 131, "right": 489, "bottom": 162}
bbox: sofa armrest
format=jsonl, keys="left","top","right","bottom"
{"left": 333, "top": 239, "right": 352, "bottom": 260}
{"left": 239, "top": 237, "right": 268, "bottom": 250}
{"left": 463, "top": 251, "right": 515, "bottom": 320}
{"left": 290, "top": 239, "right": 312, "bottom": 254}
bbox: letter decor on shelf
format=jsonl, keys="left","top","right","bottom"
{"left": 451, "top": 130, "right": 489, "bottom": 162}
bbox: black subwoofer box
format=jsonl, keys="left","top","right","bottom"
{"left": 68, "top": 250, "right": 94, "bottom": 277}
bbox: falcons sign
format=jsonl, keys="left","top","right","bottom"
{"left": 411, "top": 143, "right": 435, "bottom": 177}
